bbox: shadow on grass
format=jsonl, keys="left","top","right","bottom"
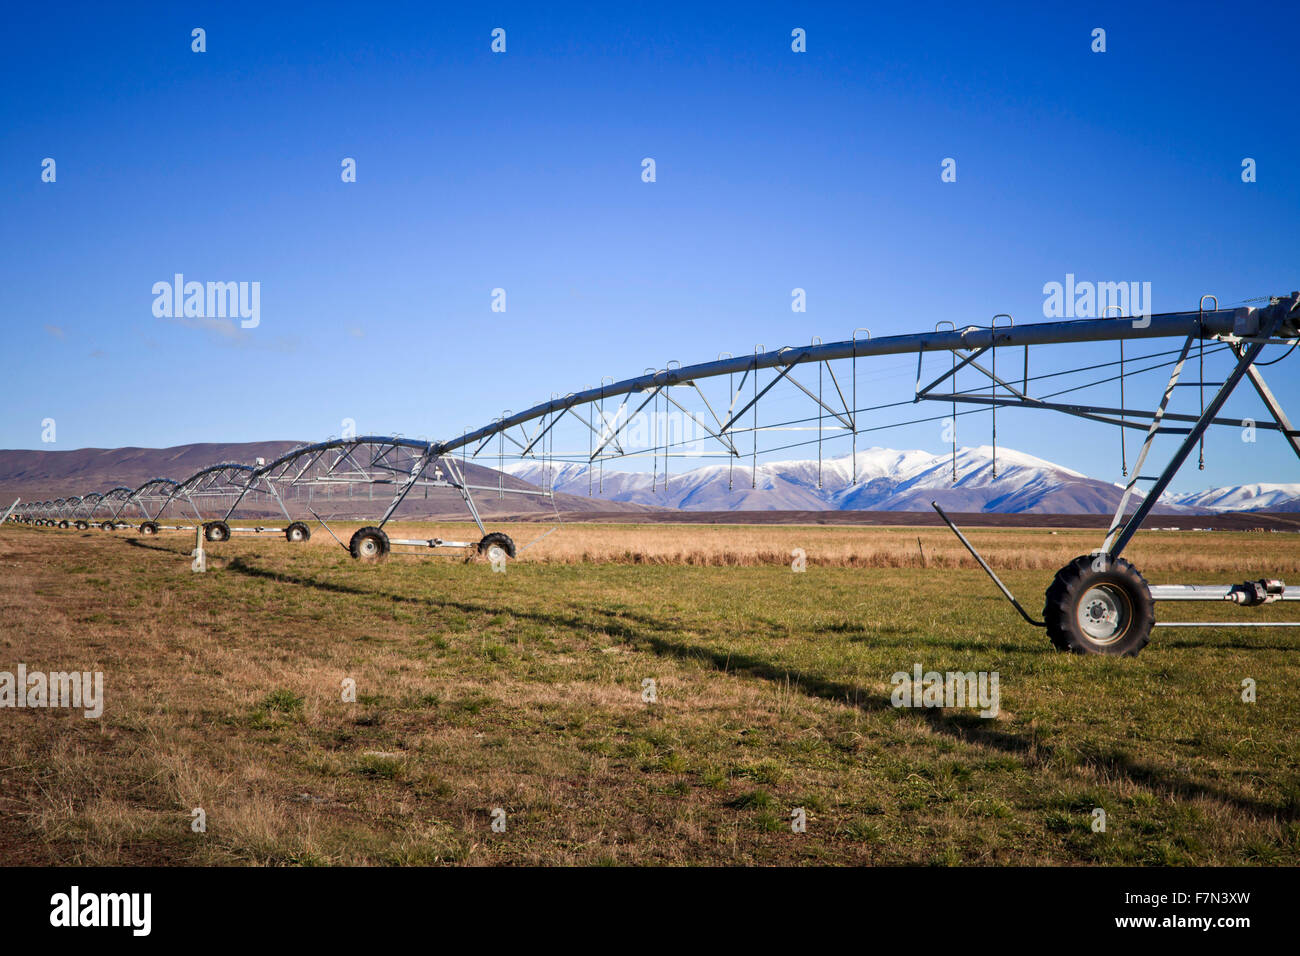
{"left": 126, "top": 539, "right": 1296, "bottom": 821}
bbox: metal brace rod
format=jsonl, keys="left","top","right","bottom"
{"left": 722, "top": 362, "right": 797, "bottom": 433}
{"left": 923, "top": 392, "right": 1294, "bottom": 436}
{"left": 659, "top": 387, "right": 740, "bottom": 456}
{"left": 1101, "top": 336, "right": 1196, "bottom": 554}
{"left": 931, "top": 502, "right": 1045, "bottom": 627}
{"left": 1238, "top": 344, "right": 1300, "bottom": 466}
{"left": 593, "top": 398, "right": 629, "bottom": 457}
{"left": 783, "top": 368, "right": 855, "bottom": 431}
{"left": 1105, "top": 322, "right": 1282, "bottom": 560}
{"left": 520, "top": 406, "right": 569, "bottom": 458}
{"left": 377, "top": 446, "right": 436, "bottom": 528}
{"left": 591, "top": 386, "right": 660, "bottom": 460}
{"left": 306, "top": 505, "right": 349, "bottom": 552}
{"left": 725, "top": 366, "right": 752, "bottom": 422}
{"left": 1155, "top": 622, "right": 1300, "bottom": 628}
{"left": 951, "top": 348, "right": 1032, "bottom": 402}
{"left": 688, "top": 380, "right": 739, "bottom": 455}
{"left": 441, "top": 453, "right": 488, "bottom": 536}
{"left": 916, "top": 346, "right": 990, "bottom": 400}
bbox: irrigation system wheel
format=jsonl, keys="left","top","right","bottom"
{"left": 1044, "top": 555, "right": 1155, "bottom": 656}
{"left": 477, "top": 532, "right": 517, "bottom": 560}
{"left": 58, "top": 520, "right": 69, "bottom": 528}
{"left": 139, "top": 521, "right": 158, "bottom": 535}
{"left": 100, "top": 521, "right": 115, "bottom": 531}
{"left": 285, "top": 521, "right": 311, "bottom": 543}
{"left": 203, "top": 520, "right": 231, "bottom": 542}
{"left": 75, "top": 521, "right": 88, "bottom": 530}
{"left": 349, "top": 526, "right": 390, "bottom": 562}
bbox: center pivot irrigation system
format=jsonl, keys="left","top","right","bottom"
{"left": 10, "top": 291, "right": 1300, "bottom": 657}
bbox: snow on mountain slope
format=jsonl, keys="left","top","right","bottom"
{"left": 504, "top": 446, "right": 1181, "bottom": 514}
{"left": 507, "top": 447, "right": 1300, "bottom": 514}
{"left": 1166, "top": 483, "right": 1300, "bottom": 513}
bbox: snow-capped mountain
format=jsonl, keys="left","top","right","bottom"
{"left": 1165, "top": 483, "right": 1300, "bottom": 513}
{"left": 504, "top": 446, "right": 1300, "bottom": 515}
{"left": 506, "top": 446, "right": 1141, "bottom": 514}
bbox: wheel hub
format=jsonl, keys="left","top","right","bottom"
{"left": 1077, "top": 584, "right": 1130, "bottom": 643}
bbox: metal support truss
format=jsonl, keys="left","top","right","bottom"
{"left": 1102, "top": 310, "right": 1287, "bottom": 559}
{"left": 116, "top": 478, "right": 182, "bottom": 523}
{"left": 19, "top": 291, "right": 1300, "bottom": 647}
{"left": 249, "top": 436, "right": 552, "bottom": 555}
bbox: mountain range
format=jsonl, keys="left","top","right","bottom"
{"left": 505, "top": 446, "right": 1300, "bottom": 515}
{"left": 3, "top": 441, "right": 1298, "bottom": 517}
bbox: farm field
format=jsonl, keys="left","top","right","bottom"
{"left": 1, "top": 520, "right": 1297, "bottom": 866}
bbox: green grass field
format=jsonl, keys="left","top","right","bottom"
{"left": 1, "top": 522, "right": 1297, "bottom": 865}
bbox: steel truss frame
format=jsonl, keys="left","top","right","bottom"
{"left": 148, "top": 462, "right": 288, "bottom": 535}
{"left": 63, "top": 488, "right": 137, "bottom": 528}
{"left": 11, "top": 292, "right": 1300, "bottom": 649}
{"left": 909, "top": 314, "right": 1300, "bottom": 564}
{"left": 116, "top": 478, "right": 182, "bottom": 526}
{"left": 252, "top": 436, "right": 551, "bottom": 555}
{"left": 431, "top": 293, "right": 1300, "bottom": 637}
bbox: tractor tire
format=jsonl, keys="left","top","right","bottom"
{"left": 285, "top": 521, "right": 311, "bottom": 543}
{"left": 58, "top": 520, "right": 69, "bottom": 529}
{"left": 139, "top": 521, "right": 158, "bottom": 535}
{"left": 477, "top": 532, "right": 517, "bottom": 560}
{"left": 75, "top": 521, "right": 88, "bottom": 530}
{"left": 100, "top": 521, "right": 115, "bottom": 531}
{"left": 1043, "top": 554, "right": 1155, "bottom": 657}
{"left": 349, "top": 526, "right": 390, "bottom": 562}
{"left": 204, "top": 520, "right": 231, "bottom": 543}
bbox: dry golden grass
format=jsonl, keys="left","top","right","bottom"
{"left": 266, "top": 518, "right": 1300, "bottom": 575}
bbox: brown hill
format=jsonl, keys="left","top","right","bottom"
{"left": 0, "top": 441, "right": 662, "bottom": 519}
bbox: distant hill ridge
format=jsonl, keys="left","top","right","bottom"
{"left": 3, "top": 441, "right": 1298, "bottom": 516}
{"left": 0, "top": 441, "right": 655, "bottom": 517}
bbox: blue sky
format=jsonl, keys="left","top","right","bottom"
{"left": 2, "top": 1, "right": 1298, "bottom": 492}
